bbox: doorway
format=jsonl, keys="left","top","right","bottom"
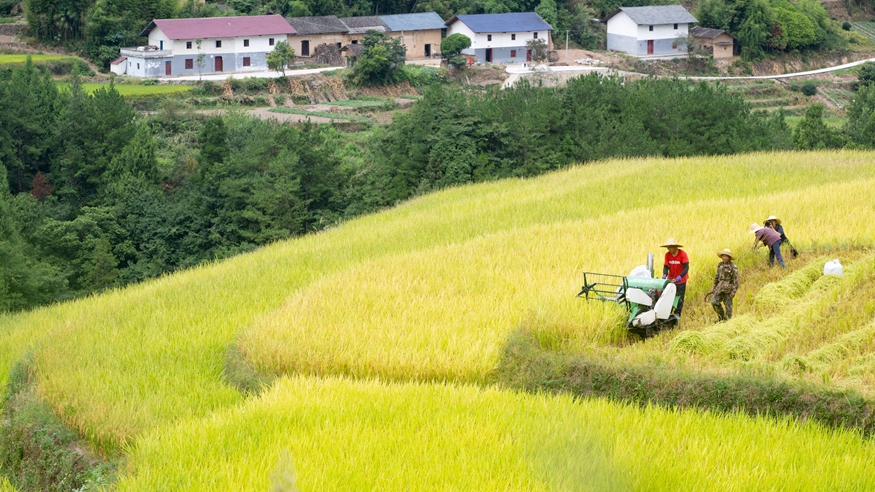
{"left": 647, "top": 40, "right": 654, "bottom": 55}
{"left": 165, "top": 61, "right": 171, "bottom": 76}
{"left": 485, "top": 48, "right": 492, "bottom": 63}
{"left": 301, "top": 40, "right": 310, "bottom": 57}
{"left": 526, "top": 50, "right": 532, "bottom": 62}
{"left": 425, "top": 43, "right": 431, "bottom": 57}
{"left": 215, "top": 56, "right": 223, "bottom": 72}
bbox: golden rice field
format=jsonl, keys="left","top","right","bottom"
{"left": 2, "top": 150, "right": 875, "bottom": 489}
{"left": 119, "top": 377, "right": 875, "bottom": 491}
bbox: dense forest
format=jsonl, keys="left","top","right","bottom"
{"left": 3, "top": 56, "right": 872, "bottom": 312}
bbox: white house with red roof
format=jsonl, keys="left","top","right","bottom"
{"left": 119, "top": 14, "right": 296, "bottom": 77}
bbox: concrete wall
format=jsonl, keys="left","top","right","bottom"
{"left": 288, "top": 33, "right": 344, "bottom": 57}
{"left": 471, "top": 46, "right": 534, "bottom": 64}
{"left": 698, "top": 33, "right": 734, "bottom": 59}
{"left": 396, "top": 29, "right": 442, "bottom": 58}
{"left": 606, "top": 33, "right": 638, "bottom": 54}
{"left": 124, "top": 52, "right": 269, "bottom": 77}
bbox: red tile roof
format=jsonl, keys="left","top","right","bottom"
{"left": 141, "top": 15, "right": 296, "bottom": 40}
{"left": 110, "top": 56, "right": 127, "bottom": 65}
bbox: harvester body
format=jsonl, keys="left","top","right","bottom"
{"left": 577, "top": 269, "right": 679, "bottom": 339}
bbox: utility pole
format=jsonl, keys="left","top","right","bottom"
{"left": 565, "top": 30, "right": 569, "bottom": 65}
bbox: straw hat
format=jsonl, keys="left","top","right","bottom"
{"left": 749, "top": 223, "right": 763, "bottom": 234}
{"left": 765, "top": 215, "right": 781, "bottom": 225}
{"left": 660, "top": 238, "right": 683, "bottom": 248}
{"left": 717, "top": 248, "right": 735, "bottom": 260}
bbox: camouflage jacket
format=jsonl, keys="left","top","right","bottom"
{"left": 713, "top": 262, "right": 739, "bottom": 296}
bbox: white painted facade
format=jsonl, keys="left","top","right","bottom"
{"left": 122, "top": 18, "right": 293, "bottom": 77}
{"left": 605, "top": 9, "right": 692, "bottom": 56}
{"left": 607, "top": 11, "right": 689, "bottom": 41}
{"left": 447, "top": 23, "right": 548, "bottom": 52}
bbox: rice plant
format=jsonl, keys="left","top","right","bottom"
{"left": 3, "top": 150, "right": 875, "bottom": 460}
{"left": 117, "top": 376, "right": 875, "bottom": 491}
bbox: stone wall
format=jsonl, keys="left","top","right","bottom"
{"left": 0, "top": 23, "right": 26, "bottom": 37}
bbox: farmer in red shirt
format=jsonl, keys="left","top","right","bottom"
{"left": 661, "top": 238, "right": 690, "bottom": 317}
{"left": 750, "top": 223, "right": 785, "bottom": 268}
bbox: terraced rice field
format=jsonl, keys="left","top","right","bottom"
{"left": 3, "top": 151, "right": 875, "bottom": 490}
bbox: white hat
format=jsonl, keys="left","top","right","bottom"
{"left": 765, "top": 215, "right": 781, "bottom": 225}
{"left": 749, "top": 223, "right": 763, "bottom": 234}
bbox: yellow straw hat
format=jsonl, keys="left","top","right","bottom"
{"left": 717, "top": 248, "right": 735, "bottom": 260}
{"left": 765, "top": 215, "right": 781, "bottom": 225}
{"left": 660, "top": 238, "right": 683, "bottom": 248}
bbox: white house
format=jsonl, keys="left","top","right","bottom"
{"left": 119, "top": 15, "right": 297, "bottom": 77}
{"left": 603, "top": 5, "right": 697, "bottom": 57}
{"left": 445, "top": 12, "right": 553, "bottom": 64}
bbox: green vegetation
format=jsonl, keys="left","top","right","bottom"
{"left": 697, "top": 0, "right": 844, "bottom": 59}
{"left": 851, "top": 22, "right": 875, "bottom": 43}
{"left": 347, "top": 30, "right": 407, "bottom": 87}
{"left": 0, "top": 55, "right": 74, "bottom": 64}
{"left": 57, "top": 82, "right": 194, "bottom": 97}
{"left": 268, "top": 106, "right": 372, "bottom": 122}
{"left": 266, "top": 40, "right": 295, "bottom": 76}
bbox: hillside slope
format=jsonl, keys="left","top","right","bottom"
{"left": 2, "top": 150, "right": 875, "bottom": 490}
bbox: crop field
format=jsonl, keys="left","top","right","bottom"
{"left": 268, "top": 106, "right": 371, "bottom": 122}
{"left": 120, "top": 377, "right": 875, "bottom": 491}
{"left": 56, "top": 83, "right": 194, "bottom": 97}
{"left": 852, "top": 22, "right": 875, "bottom": 43}
{"left": 3, "top": 151, "right": 875, "bottom": 489}
{"left": 0, "top": 54, "right": 76, "bottom": 65}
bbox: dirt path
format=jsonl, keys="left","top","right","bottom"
{"left": 192, "top": 107, "right": 337, "bottom": 123}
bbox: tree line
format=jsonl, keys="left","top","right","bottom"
{"left": 4, "top": 59, "right": 875, "bottom": 312}
{"left": 696, "top": 0, "right": 848, "bottom": 59}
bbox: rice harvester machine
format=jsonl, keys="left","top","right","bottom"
{"left": 576, "top": 254, "right": 679, "bottom": 339}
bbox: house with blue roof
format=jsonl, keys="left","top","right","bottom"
{"left": 445, "top": 12, "right": 553, "bottom": 64}
{"left": 603, "top": 5, "right": 697, "bottom": 57}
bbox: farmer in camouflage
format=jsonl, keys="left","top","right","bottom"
{"left": 711, "top": 248, "right": 739, "bottom": 322}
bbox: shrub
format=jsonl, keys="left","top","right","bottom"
{"left": 142, "top": 78, "right": 158, "bottom": 86}
{"left": 802, "top": 83, "right": 817, "bottom": 96}
{"left": 842, "top": 22, "right": 852, "bottom": 31}
{"left": 244, "top": 77, "right": 268, "bottom": 92}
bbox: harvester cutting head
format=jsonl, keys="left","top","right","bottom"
{"left": 576, "top": 264, "right": 679, "bottom": 339}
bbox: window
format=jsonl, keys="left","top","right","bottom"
{"left": 137, "top": 63, "right": 140, "bottom": 69}
{"left": 351, "top": 39, "right": 358, "bottom": 44}
{"left": 244, "top": 39, "right": 249, "bottom": 47}
{"left": 511, "top": 34, "right": 516, "bottom": 40}
{"left": 533, "top": 32, "right": 538, "bottom": 39}
{"left": 487, "top": 34, "right": 492, "bottom": 41}
{"left": 269, "top": 38, "right": 275, "bottom": 46}
{"left": 510, "top": 49, "right": 516, "bottom": 57}
{"left": 186, "top": 41, "right": 192, "bottom": 49}
{"left": 649, "top": 25, "right": 653, "bottom": 31}
{"left": 243, "top": 57, "right": 250, "bottom": 67}
{"left": 673, "top": 23, "right": 678, "bottom": 29}
{"left": 185, "top": 59, "right": 193, "bottom": 69}
{"left": 337, "top": 42, "right": 342, "bottom": 48}
{"left": 216, "top": 40, "right": 222, "bottom": 48}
